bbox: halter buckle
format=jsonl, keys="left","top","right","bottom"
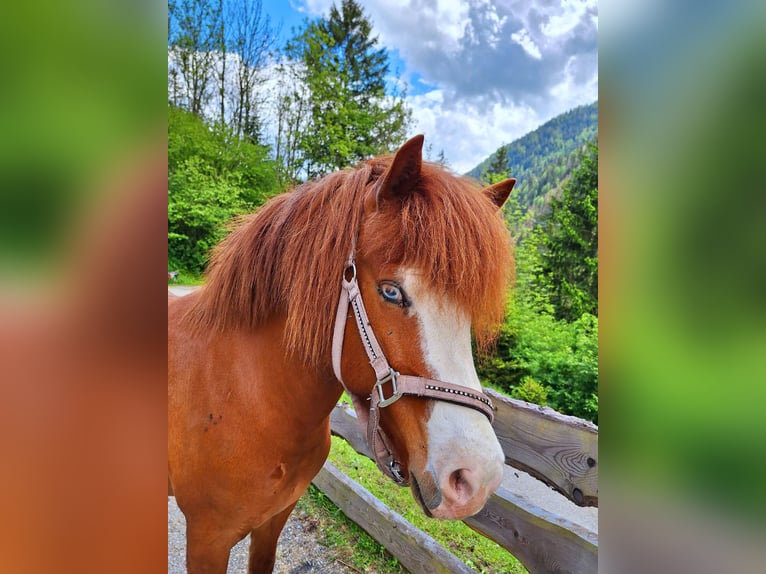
{"left": 375, "top": 368, "right": 401, "bottom": 407}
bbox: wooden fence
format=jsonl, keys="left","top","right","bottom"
{"left": 312, "top": 389, "right": 598, "bottom": 574}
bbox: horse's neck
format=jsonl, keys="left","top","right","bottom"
{"left": 172, "top": 297, "right": 344, "bottom": 429}
{"left": 243, "top": 316, "right": 344, "bottom": 428}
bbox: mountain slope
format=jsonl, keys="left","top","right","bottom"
{"left": 468, "top": 102, "right": 598, "bottom": 230}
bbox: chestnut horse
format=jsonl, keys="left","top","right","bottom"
{"left": 168, "top": 135, "right": 516, "bottom": 573}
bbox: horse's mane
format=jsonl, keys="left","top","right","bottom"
{"left": 184, "top": 157, "right": 513, "bottom": 368}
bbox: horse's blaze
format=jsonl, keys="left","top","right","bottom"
{"left": 399, "top": 271, "right": 504, "bottom": 520}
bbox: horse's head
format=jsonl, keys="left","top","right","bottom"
{"left": 335, "top": 136, "right": 515, "bottom": 520}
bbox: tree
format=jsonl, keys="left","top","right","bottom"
{"left": 168, "top": 106, "right": 279, "bottom": 274}
{"left": 213, "top": 0, "right": 226, "bottom": 125}
{"left": 481, "top": 143, "right": 510, "bottom": 185}
{"left": 537, "top": 144, "right": 598, "bottom": 322}
{"left": 227, "top": 0, "right": 276, "bottom": 141}
{"left": 476, "top": 144, "right": 599, "bottom": 422}
{"left": 284, "top": 0, "right": 411, "bottom": 178}
{"left": 479, "top": 143, "right": 530, "bottom": 235}
{"left": 168, "top": 0, "right": 221, "bottom": 116}
{"left": 475, "top": 293, "right": 598, "bottom": 423}
{"left": 273, "top": 59, "right": 312, "bottom": 186}
{"left": 169, "top": 0, "right": 276, "bottom": 140}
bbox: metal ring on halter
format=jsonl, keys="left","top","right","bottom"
{"left": 375, "top": 368, "right": 401, "bottom": 407}
{"left": 388, "top": 459, "right": 405, "bottom": 483}
{"left": 343, "top": 262, "right": 357, "bottom": 282}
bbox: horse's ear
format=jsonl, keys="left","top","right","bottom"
{"left": 482, "top": 178, "right": 516, "bottom": 210}
{"left": 376, "top": 135, "right": 425, "bottom": 208}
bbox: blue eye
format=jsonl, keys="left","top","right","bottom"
{"left": 378, "top": 281, "right": 407, "bottom": 306}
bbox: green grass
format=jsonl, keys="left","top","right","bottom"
{"left": 299, "top": 392, "right": 526, "bottom": 573}
{"left": 295, "top": 485, "right": 405, "bottom": 573}
{"left": 324, "top": 437, "right": 527, "bottom": 574}
{"left": 168, "top": 269, "right": 205, "bottom": 285}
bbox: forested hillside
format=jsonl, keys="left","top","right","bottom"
{"left": 476, "top": 143, "right": 598, "bottom": 423}
{"left": 466, "top": 106, "right": 598, "bottom": 423}
{"left": 470, "top": 102, "right": 597, "bottom": 237}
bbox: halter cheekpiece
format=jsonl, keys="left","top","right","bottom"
{"left": 331, "top": 256, "right": 495, "bottom": 485}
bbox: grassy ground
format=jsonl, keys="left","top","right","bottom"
{"left": 299, "top": 433, "right": 527, "bottom": 574}
{"left": 295, "top": 484, "right": 405, "bottom": 573}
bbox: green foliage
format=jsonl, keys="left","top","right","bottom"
{"left": 284, "top": 0, "right": 411, "bottom": 178}
{"left": 477, "top": 144, "right": 598, "bottom": 423}
{"left": 168, "top": 106, "right": 279, "bottom": 274}
{"left": 512, "top": 377, "right": 549, "bottom": 405}
{"left": 537, "top": 144, "right": 598, "bottom": 322}
{"left": 478, "top": 296, "right": 598, "bottom": 423}
{"left": 508, "top": 301, "right": 598, "bottom": 423}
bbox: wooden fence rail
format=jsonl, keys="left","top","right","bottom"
{"left": 313, "top": 391, "right": 598, "bottom": 574}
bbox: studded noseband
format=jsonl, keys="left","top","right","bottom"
{"left": 331, "top": 259, "right": 495, "bottom": 485}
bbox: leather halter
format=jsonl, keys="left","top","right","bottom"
{"left": 331, "top": 259, "right": 495, "bottom": 485}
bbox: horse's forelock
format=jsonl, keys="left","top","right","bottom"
{"left": 184, "top": 159, "right": 513, "bottom": 367}
{"left": 361, "top": 163, "right": 513, "bottom": 351}
{"left": 184, "top": 164, "right": 371, "bottom": 367}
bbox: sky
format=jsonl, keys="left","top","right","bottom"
{"left": 265, "top": 0, "right": 598, "bottom": 174}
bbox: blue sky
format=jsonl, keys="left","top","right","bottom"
{"left": 266, "top": 1, "right": 306, "bottom": 43}
{"left": 263, "top": 0, "right": 598, "bottom": 173}
{"left": 266, "top": 2, "right": 435, "bottom": 96}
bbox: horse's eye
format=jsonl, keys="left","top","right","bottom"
{"left": 378, "top": 281, "right": 406, "bottom": 306}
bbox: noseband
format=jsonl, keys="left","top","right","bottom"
{"left": 331, "top": 259, "right": 495, "bottom": 485}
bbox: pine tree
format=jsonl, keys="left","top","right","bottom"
{"left": 482, "top": 144, "right": 510, "bottom": 184}
{"left": 285, "top": 0, "right": 411, "bottom": 178}
{"left": 538, "top": 144, "right": 598, "bottom": 322}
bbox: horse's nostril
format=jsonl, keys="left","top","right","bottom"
{"left": 449, "top": 468, "right": 475, "bottom": 501}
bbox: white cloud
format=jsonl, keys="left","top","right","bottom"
{"left": 406, "top": 91, "right": 541, "bottom": 173}
{"left": 510, "top": 28, "right": 542, "bottom": 60}
{"left": 548, "top": 53, "right": 598, "bottom": 110}
{"left": 542, "top": 0, "right": 593, "bottom": 38}
{"left": 287, "top": 0, "right": 598, "bottom": 172}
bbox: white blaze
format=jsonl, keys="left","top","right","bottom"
{"left": 403, "top": 271, "right": 504, "bottom": 516}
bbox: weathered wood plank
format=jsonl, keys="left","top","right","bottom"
{"left": 485, "top": 389, "right": 598, "bottom": 507}
{"left": 311, "top": 462, "right": 474, "bottom": 574}
{"left": 327, "top": 399, "right": 599, "bottom": 573}
{"left": 329, "top": 402, "right": 372, "bottom": 459}
{"left": 331, "top": 394, "right": 599, "bottom": 507}
{"left": 465, "top": 485, "right": 597, "bottom": 574}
